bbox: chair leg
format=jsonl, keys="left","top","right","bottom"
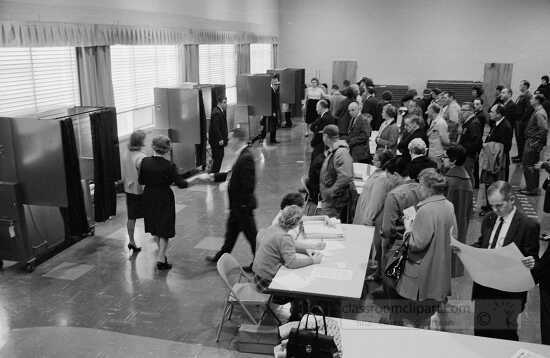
{"left": 216, "top": 303, "right": 231, "bottom": 342}
{"left": 238, "top": 301, "right": 258, "bottom": 325}
{"left": 228, "top": 304, "right": 234, "bottom": 321}
{"left": 266, "top": 304, "right": 282, "bottom": 325}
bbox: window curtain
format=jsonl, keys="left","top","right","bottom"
{"left": 272, "top": 44, "right": 278, "bottom": 69}
{"left": 76, "top": 46, "right": 115, "bottom": 107}
{"left": 177, "top": 45, "right": 186, "bottom": 83}
{"left": 184, "top": 44, "right": 199, "bottom": 83}
{"left": 1, "top": 22, "right": 278, "bottom": 47}
{"left": 236, "top": 44, "right": 250, "bottom": 74}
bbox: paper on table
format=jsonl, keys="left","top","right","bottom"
{"left": 272, "top": 271, "right": 310, "bottom": 289}
{"left": 403, "top": 206, "right": 417, "bottom": 221}
{"left": 510, "top": 349, "right": 547, "bottom": 358}
{"left": 451, "top": 238, "right": 535, "bottom": 292}
{"left": 325, "top": 241, "right": 345, "bottom": 250}
{"left": 312, "top": 267, "right": 353, "bottom": 280}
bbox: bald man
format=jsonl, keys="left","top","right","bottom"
{"left": 346, "top": 101, "right": 372, "bottom": 163}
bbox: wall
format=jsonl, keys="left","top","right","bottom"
{"left": 0, "top": 0, "right": 279, "bottom": 36}
{"left": 279, "top": 0, "right": 550, "bottom": 92}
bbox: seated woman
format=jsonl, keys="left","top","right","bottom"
{"left": 253, "top": 205, "right": 324, "bottom": 320}
{"left": 395, "top": 168, "right": 456, "bottom": 328}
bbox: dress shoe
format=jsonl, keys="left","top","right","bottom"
{"left": 156, "top": 257, "right": 172, "bottom": 270}
{"left": 128, "top": 243, "right": 141, "bottom": 252}
{"left": 242, "top": 264, "right": 253, "bottom": 273}
{"left": 205, "top": 255, "right": 219, "bottom": 263}
{"left": 269, "top": 140, "right": 280, "bottom": 144}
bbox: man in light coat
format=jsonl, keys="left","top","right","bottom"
{"left": 319, "top": 124, "right": 353, "bottom": 220}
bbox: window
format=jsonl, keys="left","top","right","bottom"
{"left": 0, "top": 47, "right": 79, "bottom": 115}
{"left": 250, "top": 43, "right": 273, "bottom": 74}
{"left": 199, "top": 44, "right": 237, "bottom": 103}
{"left": 110, "top": 45, "right": 178, "bottom": 136}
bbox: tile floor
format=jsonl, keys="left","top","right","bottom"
{"left": 0, "top": 120, "right": 548, "bottom": 357}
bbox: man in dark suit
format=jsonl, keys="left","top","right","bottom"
{"left": 486, "top": 104, "right": 514, "bottom": 181}
{"left": 310, "top": 99, "right": 335, "bottom": 161}
{"left": 500, "top": 88, "right": 519, "bottom": 159}
{"left": 260, "top": 75, "right": 280, "bottom": 144}
{"left": 361, "top": 86, "right": 378, "bottom": 118}
{"left": 406, "top": 137, "right": 437, "bottom": 181}
{"left": 512, "top": 81, "right": 533, "bottom": 163}
{"left": 397, "top": 115, "right": 428, "bottom": 162}
{"left": 458, "top": 102, "right": 482, "bottom": 187}
{"left": 537, "top": 75, "right": 550, "bottom": 100}
{"left": 533, "top": 244, "right": 550, "bottom": 345}
{"left": 207, "top": 128, "right": 258, "bottom": 272}
{"left": 208, "top": 96, "right": 228, "bottom": 173}
{"left": 454, "top": 181, "right": 539, "bottom": 341}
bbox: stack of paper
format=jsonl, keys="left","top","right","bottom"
{"left": 352, "top": 163, "right": 376, "bottom": 180}
{"left": 302, "top": 216, "right": 344, "bottom": 240}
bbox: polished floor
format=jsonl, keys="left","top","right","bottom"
{"left": 0, "top": 120, "right": 548, "bottom": 357}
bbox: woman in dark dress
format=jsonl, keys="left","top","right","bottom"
{"left": 139, "top": 135, "right": 204, "bottom": 270}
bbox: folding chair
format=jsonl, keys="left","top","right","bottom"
{"left": 215, "top": 253, "right": 280, "bottom": 342}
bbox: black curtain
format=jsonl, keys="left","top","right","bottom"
{"left": 197, "top": 89, "right": 207, "bottom": 168}
{"left": 59, "top": 119, "right": 89, "bottom": 237}
{"left": 90, "top": 108, "right": 120, "bottom": 222}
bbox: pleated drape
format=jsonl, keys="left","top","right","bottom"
{"left": 236, "top": 43, "right": 250, "bottom": 74}
{"left": 272, "top": 43, "right": 278, "bottom": 69}
{"left": 76, "top": 46, "right": 115, "bottom": 107}
{"left": 184, "top": 44, "right": 199, "bottom": 83}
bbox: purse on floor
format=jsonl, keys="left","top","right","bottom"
{"left": 286, "top": 306, "right": 339, "bottom": 358}
{"left": 384, "top": 233, "right": 410, "bottom": 282}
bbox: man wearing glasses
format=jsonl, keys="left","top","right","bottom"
{"left": 453, "top": 181, "right": 539, "bottom": 341}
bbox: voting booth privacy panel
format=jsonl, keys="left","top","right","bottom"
{"left": 237, "top": 74, "right": 272, "bottom": 140}
{"left": 0, "top": 107, "right": 120, "bottom": 271}
{"left": 268, "top": 68, "right": 305, "bottom": 117}
{"left": 154, "top": 84, "right": 225, "bottom": 174}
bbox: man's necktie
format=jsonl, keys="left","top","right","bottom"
{"left": 489, "top": 217, "right": 505, "bottom": 249}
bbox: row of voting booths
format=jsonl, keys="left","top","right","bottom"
{"left": 236, "top": 68, "right": 305, "bottom": 140}
{"left": 0, "top": 107, "right": 120, "bottom": 271}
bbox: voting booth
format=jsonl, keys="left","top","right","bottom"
{"left": 236, "top": 74, "right": 273, "bottom": 140}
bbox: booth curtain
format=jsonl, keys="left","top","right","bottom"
{"left": 76, "top": 46, "right": 115, "bottom": 107}
{"left": 236, "top": 43, "right": 250, "bottom": 74}
{"left": 0, "top": 22, "right": 278, "bottom": 47}
{"left": 184, "top": 44, "right": 199, "bottom": 83}
{"left": 59, "top": 119, "right": 90, "bottom": 237}
{"left": 90, "top": 108, "right": 121, "bottom": 222}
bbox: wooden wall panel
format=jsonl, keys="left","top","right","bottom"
{"left": 483, "top": 63, "right": 513, "bottom": 108}
{"left": 332, "top": 61, "right": 357, "bottom": 87}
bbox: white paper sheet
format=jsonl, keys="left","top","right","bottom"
{"left": 311, "top": 267, "right": 353, "bottom": 281}
{"left": 510, "top": 349, "right": 548, "bottom": 358}
{"left": 403, "top": 206, "right": 417, "bottom": 221}
{"left": 451, "top": 239, "right": 535, "bottom": 292}
{"left": 272, "top": 271, "right": 310, "bottom": 289}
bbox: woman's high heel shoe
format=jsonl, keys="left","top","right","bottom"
{"left": 156, "top": 257, "right": 172, "bottom": 270}
{"left": 128, "top": 243, "right": 142, "bottom": 252}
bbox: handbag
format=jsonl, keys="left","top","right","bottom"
{"left": 384, "top": 233, "right": 410, "bottom": 283}
{"left": 286, "top": 306, "right": 339, "bottom": 358}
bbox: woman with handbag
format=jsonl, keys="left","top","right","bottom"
{"left": 353, "top": 150, "right": 397, "bottom": 280}
{"left": 394, "top": 168, "right": 457, "bottom": 328}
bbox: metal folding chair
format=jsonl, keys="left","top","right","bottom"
{"left": 215, "top": 253, "right": 280, "bottom": 342}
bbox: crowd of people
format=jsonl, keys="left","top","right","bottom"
{"left": 119, "top": 74, "right": 550, "bottom": 346}
{"left": 300, "top": 75, "right": 550, "bottom": 343}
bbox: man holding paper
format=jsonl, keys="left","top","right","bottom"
{"left": 453, "top": 181, "right": 539, "bottom": 341}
